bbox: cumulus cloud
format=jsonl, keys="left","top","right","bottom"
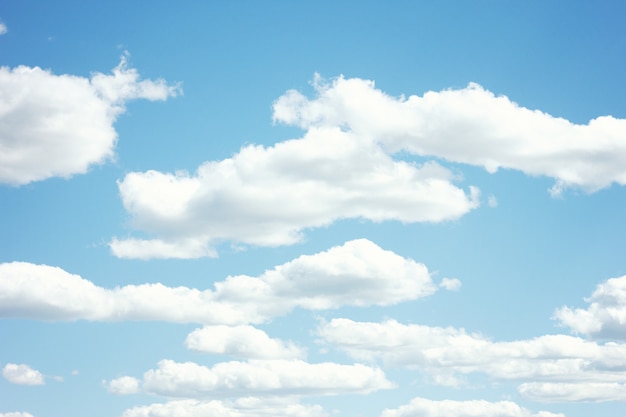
{"left": 439, "top": 277, "right": 462, "bottom": 291}
{"left": 274, "top": 75, "right": 626, "bottom": 195}
{"left": 185, "top": 325, "right": 305, "bottom": 359}
{"left": 0, "top": 22, "right": 7, "bottom": 35}
{"left": 119, "top": 359, "right": 392, "bottom": 399}
{"left": 380, "top": 397, "right": 564, "bottom": 417}
{"left": 0, "top": 52, "right": 180, "bottom": 185}
{"left": 107, "top": 376, "right": 140, "bottom": 395}
{"left": 112, "top": 126, "right": 478, "bottom": 259}
{"left": 318, "top": 318, "right": 626, "bottom": 402}
{"left": 0, "top": 239, "right": 438, "bottom": 324}
{"left": 554, "top": 275, "right": 626, "bottom": 339}
{"left": 2, "top": 363, "right": 45, "bottom": 385}
{"left": 122, "top": 398, "right": 327, "bottom": 417}
{"left": 518, "top": 381, "right": 626, "bottom": 402}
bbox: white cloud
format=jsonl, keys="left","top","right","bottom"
{"left": 380, "top": 397, "right": 564, "bottom": 417}
{"left": 554, "top": 275, "right": 626, "bottom": 339}
{"left": 0, "top": 22, "right": 7, "bottom": 35}
{"left": 185, "top": 325, "right": 305, "bottom": 359}
{"left": 0, "top": 239, "right": 438, "bottom": 324}
{"left": 318, "top": 318, "right": 626, "bottom": 402}
{"left": 439, "top": 277, "right": 462, "bottom": 291}
{"left": 122, "top": 398, "right": 327, "bottom": 417}
{"left": 518, "top": 381, "right": 626, "bottom": 402}
{"left": 273, "top": 75, "right": 626, "bottom": 194}
{"left": 0, "top": 413, "right": 35, "bottom": 417}
{"left": 2, "top": 363, "right": 45, "bottom": 385}
{"left": 128, "top": 359, "right": 392, "bottom": 398}
{"left": 107, "top": 376, "right": 140, "bottom": 395}
{"left": 112, "top": 126, "right": 479, "bottom": 259}
{"left": 0, "top": 53, "right": 180, "bottom": 185}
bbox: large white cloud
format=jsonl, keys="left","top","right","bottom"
{"left": 273, "top": 75, "right": 626, "bottom": 196}
{"left": 554, "top": 275, "right": 626, "bottom": 340}
{"left": 0, "top": 53, "right": 180, "bottom": 185}
{"left": 111, "top": 126, "right": 479, "bottom": 259}
{"left": 380, "top": 397, "right": 564, "bottom": 417}
{"left": 122, "top": 398, "right": 327, "bottom": 417}
{"left": 0, "top": 239, "right": 440, "bottom": 324}
{"left": 185, "top": 325, "right": 305, "bottom": 359}
{"left": 2, "top": 363, "right": 45, "bottom": 386}
{"left": 113, "top": 359, "right": 392, "bottom": 399}
{"left": 318, "top": 318, "right": 626, "bottom": 402}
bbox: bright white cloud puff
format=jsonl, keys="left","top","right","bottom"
{"left": 117, "top": 359, "right": 392, "bottom": 399}
{"left": 111, "top": 125, "right": 479, "bottom": 259}
{"left": 0, "top": 239, "right": 441, "bottom": 324}
{"left": 2, "top": 363, "right": 45, "bottom": 386}
{"left": 318, "top": 317, "right": 626, "bottom": 402}
{"left": 381, "top": 397, "right": 564, "bottom": 417}
{"left": 121, "top": 398, "right": 327, "bottom": 417}
{"left": 274, "top": 75, "right": 626, "bottom": 196}
{"left": 555, "top": 275, "right": 626, "bottom": 340}
{"left": 0, "top": 53, "right": 180, "bottom": 185}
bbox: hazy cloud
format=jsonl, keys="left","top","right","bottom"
{"left": 0, "top": 413, "right": 35, "bottom": 417}
{"left": 380, "top": 397, "right": 564, "bottom": 417}
{"left": 0, "top": 22, "right": 7, "bottom": 35}
{"left": 318, "top": 318, "right": 626, "bottom": 402}
{"left": 554, "top": 275, "right": 626, "bottom": 339}
{"left": 2, "top": 363, "right": 45, "bottom": 386}
{"left": 0, "top": 53, "right": 180, "bottom": 185}
{"left": 0, "top": 239, "right": 439, "bottom": 324}
{"left": 274, "top": 75, "right": 626, "bottom": 195}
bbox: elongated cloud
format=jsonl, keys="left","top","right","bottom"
{"left": 554, "top": 275, "right": 626, "bottom": 340}
{"left": 112, "top": 126, "right": 478, "bottom": 259}
{"left": 318, "top": 318, "right": 626, "bottom": 402}
{"left": 2, "top": 363, "right": 44, "bottom": 386}
{"left": 0, "top": 413, "right": 35, "bottom": 417}
{"left": 0, "top": 53, "right": 180, "bottom": 185}
{"left": 380, "top": 397, "right": 564, "bottom": 417}
{"left": 185, "top": 325, "right": 305, "bottom": 359}
{"left": 122, "top": 398, "right": 327, "bottom": 417}
{"left": 0, "top": 239, "right": 440, "bottom": 324}
{"left": 274, "top": 76, "right": 626, "bottom": 195}
{"left": 111, "top": 359, "right": 392, "bottom": 399}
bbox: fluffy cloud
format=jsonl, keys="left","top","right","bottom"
{"left": 0, "top": 22, "right": 7, "bottom": 35}
{"left": 185, "top": 325, "right": 305, "bottom": 359}
{"left": 106, "top": 376, "right": 140, "bottom": 395}
{"left": 119, "top": 359, "right": 392, "bottom": 399}
{"left": 318, "top": 318, "right": 626, "bottom": 402}
{"left": 0, "top": 239, "right": 439, "bottom": 324}
{"left": 554, "top": 275, "right": 626, "bottom": 339}
{"left": 274, "top": 75, "right": 626, "bottom": 195}
{"left": 518, "top": 381, "right": 626, "bottom": 402}
{"left": 0, "top": 53, "right": 180, "bottom": 185}
{"left": 380, "top": 397, "right": 563, "bottom": 417}
{"left": 2, "top": 363, "right": 45, "bottom": 385}
{"left": 112, "top": 126, "right": 478, "bottom": 259}
{"left": 122, "top": 398, "right": 327, "bottom": 417}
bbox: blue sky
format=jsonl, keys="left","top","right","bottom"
{"left": 1, "top": 1, "right": 626, "bottom": 416}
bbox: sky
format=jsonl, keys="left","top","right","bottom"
{"left": 1, "top": 1, "right": 626, "bottom": 416}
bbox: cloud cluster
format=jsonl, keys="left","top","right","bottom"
{"left": 381, "top": 397, "right": 563, "bottom": 417}
{"left": 2, "top": 363, "right": 44, "bottom": 386}
{"left": 109, "top": 359, "right": 392, "bottom": 399}
{"left": 0, "top": 53, "right": 180, "bottom": 185}
{"left": 318, "top": 318, "right": 626, "bottom": 402}
{"left": 554, "top": 275, "right": 626, "bottom": 340}
{"left": 111, "top": 126, "right": 478, "bottom": 259}
{"left": 0, "top": 239, "right": 440, "bottom": 324}
{"left": 274, "top": 75, "right": 626, "bottom": 195}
